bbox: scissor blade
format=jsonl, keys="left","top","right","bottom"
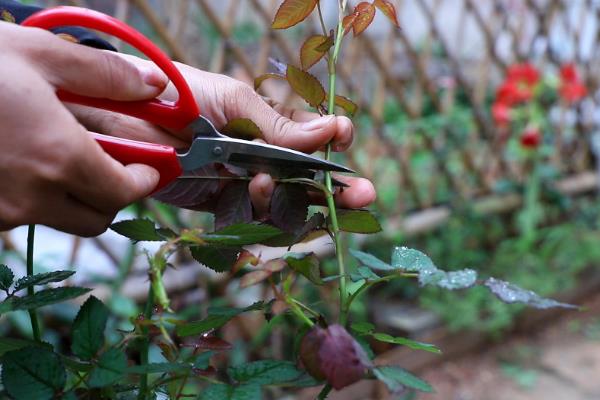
{"left": 179, "top": 137, "right": 354, "bottom": 174}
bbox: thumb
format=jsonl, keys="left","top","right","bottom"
{"left": 28, "top": 28, "right": 167, "bottom": 100}
{"left": 123, "top": 164, "right": 161, "bottom": 199}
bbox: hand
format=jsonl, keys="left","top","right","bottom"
{"left": 0, "top": 22, "right": 167, "bottom": 236}
{"left": 70, "top": 57, "right": 376, "bottom": 215}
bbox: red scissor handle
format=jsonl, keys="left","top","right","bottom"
{"left": 22, "top": 6, "right": 199, "bottom": 131}
{"left": 21, "top": 6, "right": 195, "bottom": 191}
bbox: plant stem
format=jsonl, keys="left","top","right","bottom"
{"left": 26, "top": 224, "right": 41, "bottom": 342}
{"left": 325, "top": 9, "right": 349, "bottom": 326}
{"left": 317, "top": 384, "right": 332, "bottom": 399}
{"left": 137, "top": 285, "right": 155, "bottom": 400}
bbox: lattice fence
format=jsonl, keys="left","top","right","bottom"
{"left": 41, "top": 0, "right": 600, "bottom": 222}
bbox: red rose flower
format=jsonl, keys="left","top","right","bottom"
{"left": 492, "top": 101, "right": 511, "bottom": 127}
{"left": 559, "top": 63, "right": 587, "bottom": 103}
{"left": 520, "top": 127, "right": 541, "bottom": 149}
{"left": 507, "top": 63, "right": 540, "bottom": 86}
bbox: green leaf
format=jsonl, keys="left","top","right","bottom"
{"left": 283, "top": 252, "right": 323, "bottom": 284}
{"left": 0, "top": 337, "right": 50, "bottom": 357}
{"left": 371, "top": 333, "right": 441, "bottom": 354}
{"left": 350, "top": 322, "right": 375, "bottom": 334}
{"left": 1, "top": 346, "right": 66, "bottom": 400}
{"left": 271, "top": 0, "right": 318, "bottom": 29}
{"left": 71, "top": 296, "right": 109, "bottom": 360}
{"left": 110, "top": 218, "right": 164, "bottom": 241}
{"left": 88, "top": 348, "right": 127, "bottom": 388}
{"left": 7, "top": 287, "right": 91, "bottom": 313}
{"left": 228, "top": 360, "right": 303, "bottom": 385}
{"left": 202, "top": 223, "right": 282, "bottom": 246}
{"left": 286, "top": 64, "right": 326, "bottom": 107}
{"left": 336, "top": 209, "right": 381, "bottom": 233}
{"left": 193, "top": 351, "right": 215, "bottom": 370}
{"left": 14, "top": 270, "right": 74, "bottom": 292}
{"left": 391, "top": 246, "right": 435, "bottom": 272}
{"left": 221, "top": 118, "right": 264, "bottom": 141}
{"left": 334, "top": 95, "right": 359, "bottom": 116}
{"left": 484, "top": 277, "right": 579, "bottom": 310}
{"left": 177, "top": 302, "right": 264, "bottom": 337}
{"left": 199, "top": 383, "right": 262, "bottom": 400}
{"left": 127, "top": 362, "right": 190, "bottom": 374}
{"left": 373, "top": 366, "right": 434, "bottom": 393}
{"left": 190, "top": 246, "right": 240, "bottom": 273}
{"left": 350, "top": 249, "right": 394, "bottom": 271}
{"left": 0, "top": 264, "right": 14, "bottom": 291}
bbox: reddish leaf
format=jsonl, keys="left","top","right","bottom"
{"left": 318, "top": 324, "right": 372, "bottom": 390}
{"left": 194, "top": 336, "right": 233, "bottom": 350}
{"left": 270, "top": 183, "right": 310, "bottom": 233}
{"left": 352, "top": 3, "right": 376, "bottom": 36}
{"left": 334, "top": 95, "right": 359, "bottom": 116}
{"left": 232, "top": 251, "right": 260, "bottom": 275}
{"left": 294, "top": 212, "right": 326, "bottom": 243}
{"left": 300, "top": 35, "right": 329, "bottom": 70}
{"left": 286, "top": 65, "right": 327, "bottom": 107}
{"left": 214, "top": 181, "right": 252, "bottom": 231}
{"left": 153, "top": 166, "right": 219, "bottom": 208}
{"left": 254, "top": 72, "right": 286, "bottom": 91}
{"left": 373, "top": 0, "right": 400, "bottom": 27}
{"left": 342, "top": 13, "right": 359, "bottom": 35}
{"left": 315, "top": 33, "right": 334, "bottom": 52}
{"left": 299, "top": 325, "right": 372, "bottom": 390}
{"left": 221, "top": 118, "right": 264, "bottom": 141}
{"left": 240, "top": 270, "right": 272, "bottom": 288}
{"left": 272, "top": 0, "right": 318, "bottom": 29}
{"left": 263, "top": 258, "right": 286, "bottom": 273}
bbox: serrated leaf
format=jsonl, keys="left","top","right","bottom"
{"left": 1, "top": 346, "right": 66, "bottom": 400}
{"left": 484, "top": 277, "right": 578, "bottom": 309}
{"left": 373, "top": 366, "right": 434, "bottom": 393}
{"left": 0, "top": 264, "right": 14, "bottom": 291}
{"left": 300, "top": 35, "right": 329, "bottom": 70}
{"left": 342, "top": 13, "right": 358, "bottom": 35}
{"left": 423, "top": 268, "right": 477, "bottom": 290}
{"left": 350, "top": 249, "right": 394, "bottom": 271}
{"left": 127, "top": 362, "right": 191, "bottom": 374}
{"left": 71, "top": 296, "right": 109, "bottom": 360}
{"left": 153, "top": 165, "right": 220, "bottom": 208}
{"left": 353, "top": 2, "right": 376, "bottom": 36}
{"left": 14, "top": 270, "right": 74, "bottom": 292}
{"left": 286, "top": 64, "right": 326, "bottom": 107}
{"left": 214, "top": 181, "right": 252, "bottom": 231}
{"left": 176, "top": 302, "right": 264, "bottom": 337}
{"left": 294, "top": 212, "right": 326, "bottom": 243}
{"left": 283, "top": 252, "right": 323, "bottom": 284}
{"left": 9, "top": 287, "right": 91, "bottom": 312}
{"left": 371, "top": 333, "right": 441, "bottom": 354}
{"left": 88, "top": 348, "right": 127, "bottom": 388}
{"left": 270, "top": 183, "right": 309, "bottom": 233}
{"left": 334, "top": 95, "right": 359, "bottom": 116}
{"left": 190, "top": 246, "right": 240, "bottom": 273}
{"left": 221, "top": 118, "right": 264, "bottom": 141}
{"left": 272, "top": 0, "right": 318, "bottom": 29}
{"left": 315, "top": 34, "right": 334, "bottom": 52}
{"left": 0, "top": 337, "right": 50, "bottom": 357}
{"left": 203, "top": 223, "right": 282, "bottom": 246}
{"left": 374, "top": 0, "right": 400, "bottom": 27}
{"left": 228, "top": 360, "right": 303, "bottom": 385}
{"left": 391, "top": 246, "right": 436, "bottom": 272}
{"left": 195, "top": 336, "right": 233, "bottom": 350}
{"left": 110, "top": 218, "right": 164, "bottom": 241}
{"left": 336, "top": 209, "right": 381, "bottom": 233}
{"left": 199, "top": 384, "right": 261, "bottom": 400}
{"left": 254, "top": 73, "right": 286, "bottom": 91}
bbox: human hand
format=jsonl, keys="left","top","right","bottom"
{"left": 70, "top": 57, "right": 376, "bottom": 216}
{"left": 0, "top": 22, "right": 167, "bottom": 236}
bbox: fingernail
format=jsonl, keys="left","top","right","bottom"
{"left": 138, "top": 65, "right": 166, "bottom": 88}
{"left": 300, "top": 115, "right": 335, "bottom": 131}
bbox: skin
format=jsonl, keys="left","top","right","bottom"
{"left": 0, "top": 21, "right": 375, "bottom": 236}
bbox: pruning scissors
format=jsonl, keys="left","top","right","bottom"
{"left": 21, "top": 7, "right": 353, "bottom": 193}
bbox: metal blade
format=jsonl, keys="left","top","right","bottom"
{"left": 178, "top": 137, "right": 354, "bottom": 174}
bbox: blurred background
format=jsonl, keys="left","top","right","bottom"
{"left": 3, "top": 0, "right": 600, "bottom": 399}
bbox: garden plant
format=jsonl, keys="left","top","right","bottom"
{"left": 0, "top": 1, "right": 583, "bottom": 399}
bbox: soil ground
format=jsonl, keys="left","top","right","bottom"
{"left": 417, "top": 294, "right": 600, "bottom": 400}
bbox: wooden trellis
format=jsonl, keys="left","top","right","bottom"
{"left": 41, "top": 0, "right": 600, "bottom": 218}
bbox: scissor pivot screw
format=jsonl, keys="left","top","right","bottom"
{"left": 212, "top": 146, "right": 223, "bottom": 156}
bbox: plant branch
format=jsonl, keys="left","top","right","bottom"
{"left": 26, "top": 224, "right": 41, "bottom": 342}
{"left": 137, "top": 285, "right": 155, "bottom": 400}
{"left": 318, "top": 383, "right": 332, "bottom": 399}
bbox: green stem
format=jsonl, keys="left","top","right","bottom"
{"left": 325, "top": 12, "right": 349, "bottom": 326}
{"left": 137, "top": 285, "right": 155, "bottom": 400}
{"left": 26, "top": 224, "right": 41, "bottom": 342}
{"left": 318, "top": 384, "right": 332, "bottom": 399}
